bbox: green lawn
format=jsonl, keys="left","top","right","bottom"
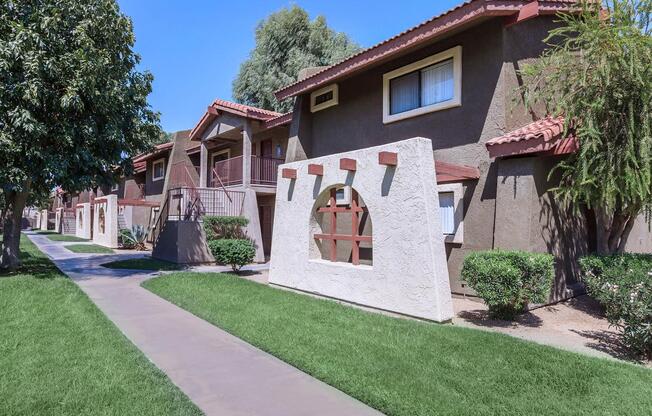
{"left": 144, "top": 272, "right": 652, "bottom": 416}
{"left": 65, "top": 244, "right": 114, "bottom": 254}
{"left": 34, "top": 230, "right": 57, "bottom": 235}
{"left": 0, "top": 235, "right": 201, "bottom": 415}
{"left": 102, "top": 257, "right": 182, "bottom": 271}
{"left": 47, "top": 234, "right": 88, "bottom": 242}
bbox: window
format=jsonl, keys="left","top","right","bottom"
{"left": 152, "top": 158, "right": 165, "bottom": 181}
{"left": 111, "top": 183, "right": 119, "bottom": 192}
{"left": 439, "top": 192, "right": 455, "bottom": 235}
{"left": 275, "top": 144, "right": 283, "bottom": 158}
{"left": 310, "top": 84, "right": 338, "bottom": 113}
{"left": 383, "top": 46, "right": 462, "bottom": 124}
{"left": 437, "top": 183, "right": 464, "bottom": 244}
{"left": 334, "top": 186, "right": 351, "bottom": 206}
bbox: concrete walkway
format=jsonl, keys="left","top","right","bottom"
{"left": 27, "top": 233, "right": 383, "bottom": 416}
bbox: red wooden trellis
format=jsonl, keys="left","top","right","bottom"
{"left": 314, "top": 188, "right": 371, "bottom": 265}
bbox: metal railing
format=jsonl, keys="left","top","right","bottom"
{"left": 149, "top": 187, "right": 245, "bottom": 245}
{"left": 251, "top": 155, "right": 284, "bottom": 185}
{"left": 211, "top": 155, "right": 283, "bottom": 187}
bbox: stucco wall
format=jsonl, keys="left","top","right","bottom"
{"left": 145, "top": 155, "right": 167, "bottom": 197}
{"left": 269, "top": 137, "right": 453, "bottom": 322}
{"left": 92, "top": 195, "right": 118, "bottom": 248}
{"left": 76, "top": 203, "right": 92, "bottom": 240}
{"left": 494, "top": 156, "right": 589, "bottom": 299}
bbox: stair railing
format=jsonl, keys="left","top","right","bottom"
{"left": 149, "top": 190, "right": 171, "bottom": 244}
{"left": 211, "top": 167, "right": 233, "bottom": 203}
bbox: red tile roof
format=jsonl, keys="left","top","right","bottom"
{"left": 275, "top": 0, "right": 582, "bottom": 100}
{"left": 212, "top": 99, "right": 282, "bottom": 120}
{"left": 189, "top": 99, "right": 284, "bottom": 141}
{"left": 262, "top": 112, "right": 292, "bottom": 130}
{"left": 485, "top": 116, "right": 578, "bottom": 158}
{"left": 487, "top": 116, "right": 565, "bottom": 146}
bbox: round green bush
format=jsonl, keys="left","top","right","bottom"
{"left": 207, "top": 238, "right": 256, "bottom": 272}
{"left": 461, "top": 250, "right": 554, "bottom": 320}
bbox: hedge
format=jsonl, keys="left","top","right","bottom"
{"left": 579, "top": 253, "right": 652, "bottom": 359}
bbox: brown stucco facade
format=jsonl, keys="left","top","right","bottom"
{"left": 282, "top": 15, "right": 610, "bottom": 298}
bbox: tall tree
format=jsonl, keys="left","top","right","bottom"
{"left": 520, "top": 0, "right": 652, "bottom": 254}
{"left": 0, "top": 0, "right": 160, "bottom": 270}
{"left": 233, "top": 6, "right": 360, "bottom": 113}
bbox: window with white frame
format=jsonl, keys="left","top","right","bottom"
{"left": 439, "top": 192, "right": 455, "bottom": 235}
{"left": 310, "top": 84, "right": 338, "bottom": 113}
{"left": 152, "top": 158, "right": 165, "bottom": 181}
{"left": 437, "top": 182, "right": 464, "bottom": 244}
{"left": 383, "top": 46, "right": 462, "bottom": 124}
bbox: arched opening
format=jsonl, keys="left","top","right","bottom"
{"left": 310, "top": 185, "right": 372, "bottom": 266}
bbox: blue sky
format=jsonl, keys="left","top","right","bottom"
{"left": 117, "top": 0, "right": 461, "bottom": 133}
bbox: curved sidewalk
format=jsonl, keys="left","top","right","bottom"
{"left": 27, "top": 233, "right": 383, "bottom": 416}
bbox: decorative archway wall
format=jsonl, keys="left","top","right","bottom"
{"left": 92, "top": 195, "right": 118, "bottom": 248}
{"left": 75, "top": 202, "right": 92, "bottom": 239}
{"left": 40, "top": 209, "right": 49, "bottom": 231}
{"left": 269, "top": 137, "right": 453, "bottom": 322}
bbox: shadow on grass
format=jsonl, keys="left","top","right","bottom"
{"left": 0, "top": 252, "right": 63, "bottom": 280}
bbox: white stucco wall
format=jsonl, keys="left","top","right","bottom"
{"left": 55, "top": 208, "right": 63, "bottom": 233}
{"left": 76, "top": 203, "right": 92, "bottom": 240}
{"left": 92, "top": 195, "right": 118, "bottom": 248}
{"left": 40, "top": 210, "right": 48, "bottom": 231}
{"left": 269, "top": 137, "right": 453, "bottom": 322}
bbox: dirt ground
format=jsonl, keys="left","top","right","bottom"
{"left": 453, "top": 295, "right": 650, "bottom": 366}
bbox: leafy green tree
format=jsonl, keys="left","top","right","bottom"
{"left": 233, "top": 6, "right": 360, "bottom": 112}
{"left": 0, "top": 0, "right": 160, "bottom": 270}
{"left": 521, "top": 0, "right": 652, "bottom": 254}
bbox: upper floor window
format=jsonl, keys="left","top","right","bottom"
{"left": 383, "top": 46, "right": 462, "bottom": 124}
{"left": 152, "top": 158, "right": 165, "bottom": 181}
{"left": 310, "top": 84, "right": 338, "bottom": 113}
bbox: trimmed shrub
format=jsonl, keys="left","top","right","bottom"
{"left": 461, "top": 250, "right": 554, "bottom": 320}
{"left": 579, "top": 254, "right": 652, "bottom": 359}
{"left": 208, "top": 238, "right": 256, "bottom": 272}
{"left": 203, "top": 216, "right": 249, "bottom": 241}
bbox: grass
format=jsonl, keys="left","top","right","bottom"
{"left": 33, "top": 230, "right": 58, "bottom": 235}
{"left": 47, "top": 234, "right": 88, "bottom": 242}
{"left": 0, "top": 235, "right": 201, "bottom": 415}
{"left": 101, "top": 257, "right": 182, "bottom": 271}
{"left": 144, "top": 272, "right": 652, "bottom": 416}
{"left": 65, "top": 244, "right": 114, "bottom": 254}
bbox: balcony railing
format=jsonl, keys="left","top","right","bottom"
{"left": 211, "top": 155, "right": 284, "bottom": 187}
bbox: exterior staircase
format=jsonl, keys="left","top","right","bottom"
{"left": 118, "top": 212, "right": 128, "bottom": 231}
{"left": 62, "top": 211, "right": 76, "bottom": 235}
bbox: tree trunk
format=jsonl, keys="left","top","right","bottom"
{"left": 593, "top": 207, "right": 637, "bottom": 255}
{"left": 594, "top": 207, "right": 611, "bottom": 254}
{"left": 1, "top": 188, "right": 30, "bottom": 272}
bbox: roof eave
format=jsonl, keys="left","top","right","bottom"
{"left": 274, "top": 0, "right": 581, "bottom": 101}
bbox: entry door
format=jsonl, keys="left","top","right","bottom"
{"left": 261, "top": 139, "right": 273, "bottom": 158}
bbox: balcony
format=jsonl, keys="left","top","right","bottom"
{"left": 211, "top": 155, "right": 284, "bottom": 188}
